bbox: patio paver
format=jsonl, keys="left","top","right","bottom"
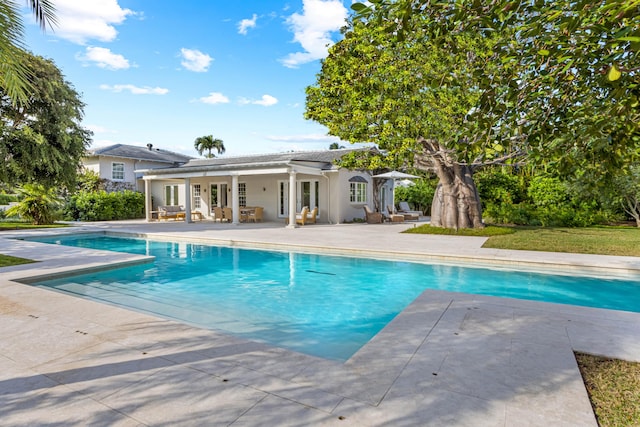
{"left": 1, "top": 220, "right": 639, "bottom": 426}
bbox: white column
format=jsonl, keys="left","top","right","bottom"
{"left": 144, "top": 179, "right": 153, "bottom": 222}
{"left": 231, "top": 174, "right": 240, "bottom": 225}
{"left": 287, "top": 170, "right": 297, "bottom": 228}
{"left": 184, "top": 177, "right": 192, "bottom": 223}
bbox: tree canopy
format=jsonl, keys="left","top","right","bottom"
{"left": 0, "top": 0, "right": 57, "bottom": 105}
{"left": 351, "top": 0, "right": 640, "bottom": 173}
{"left": 0, "top": 53, "right": 91, "bottom": 188}
{"left": 194, "top": 135, "right": 226, "bottom": 158}
{"left": 306, "top": 0, "right": 640, "bottom": 228}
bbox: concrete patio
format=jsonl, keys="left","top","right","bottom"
{"left": 1, "top": 220, "right": 639, "bottom": 426}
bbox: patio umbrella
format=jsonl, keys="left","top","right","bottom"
{"left": 372, "top": 171, "right": 419, "bottom": 212}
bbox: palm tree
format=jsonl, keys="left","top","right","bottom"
{"left": 329, "top": 142, "right": 345, "bottom": 150}
{"left": 1, "top": 0, "right": 57, "bottom": 105}
{"left": 6, "top": 183, "right": 62, "bottom": 225}
{"left": 194, "top": 135, "right": 226, "bottom": 158}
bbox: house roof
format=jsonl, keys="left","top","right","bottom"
{"left": 143, "top": 147, "right": 373, "bottom": 177}
{"left": 87, "top": 144, "right": 193, "bottom": 165}
{"left": 182, "top": 148, "right": 363, "bottom": 168}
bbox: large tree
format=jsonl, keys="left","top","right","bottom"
{"left": 0, "top": 53, "right": 91, "bottom": 188}
{"left": 1, "top": 0, "right": 57, "bottom": 105}
{"left": 194, "top": 135, "right": 226, "bottom": 158}
{"left": 307, "top": 0, "right": 640, "bottom": 229}
{"left": 306, "top": 19, "right": 521, "bottom": 228}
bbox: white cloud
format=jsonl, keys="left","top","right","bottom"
{"left": 180, "top": 48, "right": 213, "bottom": 72}
{"left": 51, "top": 0, "right": 135, "bottom": 44}
{"left": 99, "top": 84, "right": 169, "bottom": 95}
{"left": 77, "top": 46, "right": 130, "bottom": 70}
{"left": 199, "top": 92, "right": 230, "bottom": 104}
{"left": 238, "top": 14, "right": 257, "bottom": 35}
{"left": 238, "top": 94, "right": 279, "bottom": 107}
{"left": 282, "top": 0, "right": 348, "bottom": 68}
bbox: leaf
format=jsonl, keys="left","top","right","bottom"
{"left": 607, "top": 65, "right": 622, "bottom": 81}
{"left": 538, "top": 49, "right": 550, "bottom": 56}
{"left": 616, "top": 36, "right": 640, "bottom": 43}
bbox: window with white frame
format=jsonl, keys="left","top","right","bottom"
{"left": 239, "top": 182, "right": 246, "bottom": 207}
{"left": 192, "top": 184, "right": 201, "bottom": 209}
{"left": 164, "top": 185, "right": 179, "bottom": 206}
{"left": 349, "top": 176, "right": 368, "bottom": 203}
{"left": 111, "top": 162, "right": 125, "bottom": 180}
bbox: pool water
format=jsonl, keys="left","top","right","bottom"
{"left": 26, "top": 234, "right": 640, "bottom": 361}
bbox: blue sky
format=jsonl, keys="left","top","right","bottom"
{"left": 24, "top": 0, "right": 357, "bottom": 157}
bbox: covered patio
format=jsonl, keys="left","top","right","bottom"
{"left": 140, "top": 149, "right": 381, "bottom": 227}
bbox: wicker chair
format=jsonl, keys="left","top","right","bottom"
{"left": 363, "top": 205, "right": 383, "bottom": 224}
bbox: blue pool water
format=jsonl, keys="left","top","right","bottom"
{"left": 26, "top": 234, "right": 640, "bottom": 361}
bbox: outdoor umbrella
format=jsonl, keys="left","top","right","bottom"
{"left": 372, "top": 171, "right": 419, "bottom": 213}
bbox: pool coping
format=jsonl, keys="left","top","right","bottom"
{"left": 1, "top": 222, "right": 639, "bottom": 425}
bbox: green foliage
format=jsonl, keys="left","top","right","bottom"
{"left": 5, "top": 183, "right": 62, "bottom": 225}
{"left": 476, "top": 170, "right": 620, "bottom": 227}
{"left": 65, "top": 190, "right": 145, "bottom": 221}
{"left": 0, "top": 53, "right": 91, "bottom": 188}
{"left": 76, "top": 170, "right": 102, "bottom": 192}
{"left": 194, "top": 135, "right": 225, "bottom": 159}
{"left": 350, "top": 0, "right": 640, "bottom": 174}
{"left": 0, "top": 194, "right": 18, "bottom": 204}
{"left": 394, "top": 178, "right": 437, "bottom": 214}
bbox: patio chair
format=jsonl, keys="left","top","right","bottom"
{"left": 386, "top": 205, "right": 404, "bottom": 223}
{"left": 212, "top": 206, "right": 224, "bottom": 222}
{"left": 306, "top": 207, "right": 318, "bottom": 224}
{"left": 295, "top": 207, "right": 309, "bottom": 226}
{"left": 363, "top": 205, "right": 383, "bottom": 224}
{"left": 397, "top": 201, "right": 421, "bottom": 221}
{"left": 247, "top": 206, "right": 263, "bottom": 223}
{"left": 222, "top": 207, "right": 233, "bottom": 222}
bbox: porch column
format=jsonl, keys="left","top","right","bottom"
{"left": 144, "top": 178, "right": 153, "bottom": 222}
{"left": 287, "top": 170, "right": 297, "bottom": 228}
{"left": 184, "top": 177, "right": 192, "bottom": 224}
{"left": 231, "top": 174, "right": 240, "bottom": 225}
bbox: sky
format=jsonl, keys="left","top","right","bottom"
{"left": 23, "top": 0, "right": 358, "bottom": 158}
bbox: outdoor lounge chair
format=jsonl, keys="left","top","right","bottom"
{"left": 306, "top": 207, "right": 318, "bottom": 224}
{"left": 295, "top": 207, "right": 309, "bottom": 226}
{"left": 386, "top": 205, "right": 405, "bottom": 223}
{"left": 398, "top": 201, "right": 421, "bottom": 221}
{"left": 363, "top": 205, "right": 383, "bottom": 224}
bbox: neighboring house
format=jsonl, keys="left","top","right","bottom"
{"left": 140, "top": 148, "right": 394, "bottom": 226}
{"left": 82, "top": 144, "right": 193, "bottom": 192}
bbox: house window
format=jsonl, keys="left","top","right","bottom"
{"left": 112, "top": 162, "right": 124, "bottom": 180}
{"left": 192, "top": 184, "right": 201, "bottom": 209}
{"left": 349, "top": 176, "right": 368, "bottom": 203}
{"left": 164, "top": 185, "right": 179, "bottom": 206}
{"left": 239, "top": 182, "right": 246, "bottom": 207}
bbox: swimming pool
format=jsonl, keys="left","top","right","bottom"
{"left": 25, "top": 233, "right": 640, "bottom": 361}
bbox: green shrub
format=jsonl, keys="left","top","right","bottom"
{"left": 65, "top": 190, "right": 145, "bottom": 221}
{"left": 0, "top": 194, "right": 19, "bottom": 204}
{"left": 5, "top": 184, "right": 62, "bottom": 225}
{"left": 394, "top": 177, "right": 437, "bottom": 214}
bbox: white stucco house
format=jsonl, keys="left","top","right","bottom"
{"left": 82, "top": 144, "right": 193, "bottom": 192}
{"left": 140, "top": 148, "right": 395, "bottom": 226}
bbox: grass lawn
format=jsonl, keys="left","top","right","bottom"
{"left": 405, "top": 224, "right": 640, "bottom": 256}
{"left": 0, "top": 254, "right": 35, "bottom": 267}
{"left": 0, "top": 221, "right": 68, "bottom": 230}
{"left": 576, "top": 353, "right": 640, "bottom": 427}
{"left": 483, "top": 226, "right": 640, "bottom": 256}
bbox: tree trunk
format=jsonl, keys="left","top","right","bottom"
{"left": 430, "top": 163, "right": 484, "bottom": 229}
